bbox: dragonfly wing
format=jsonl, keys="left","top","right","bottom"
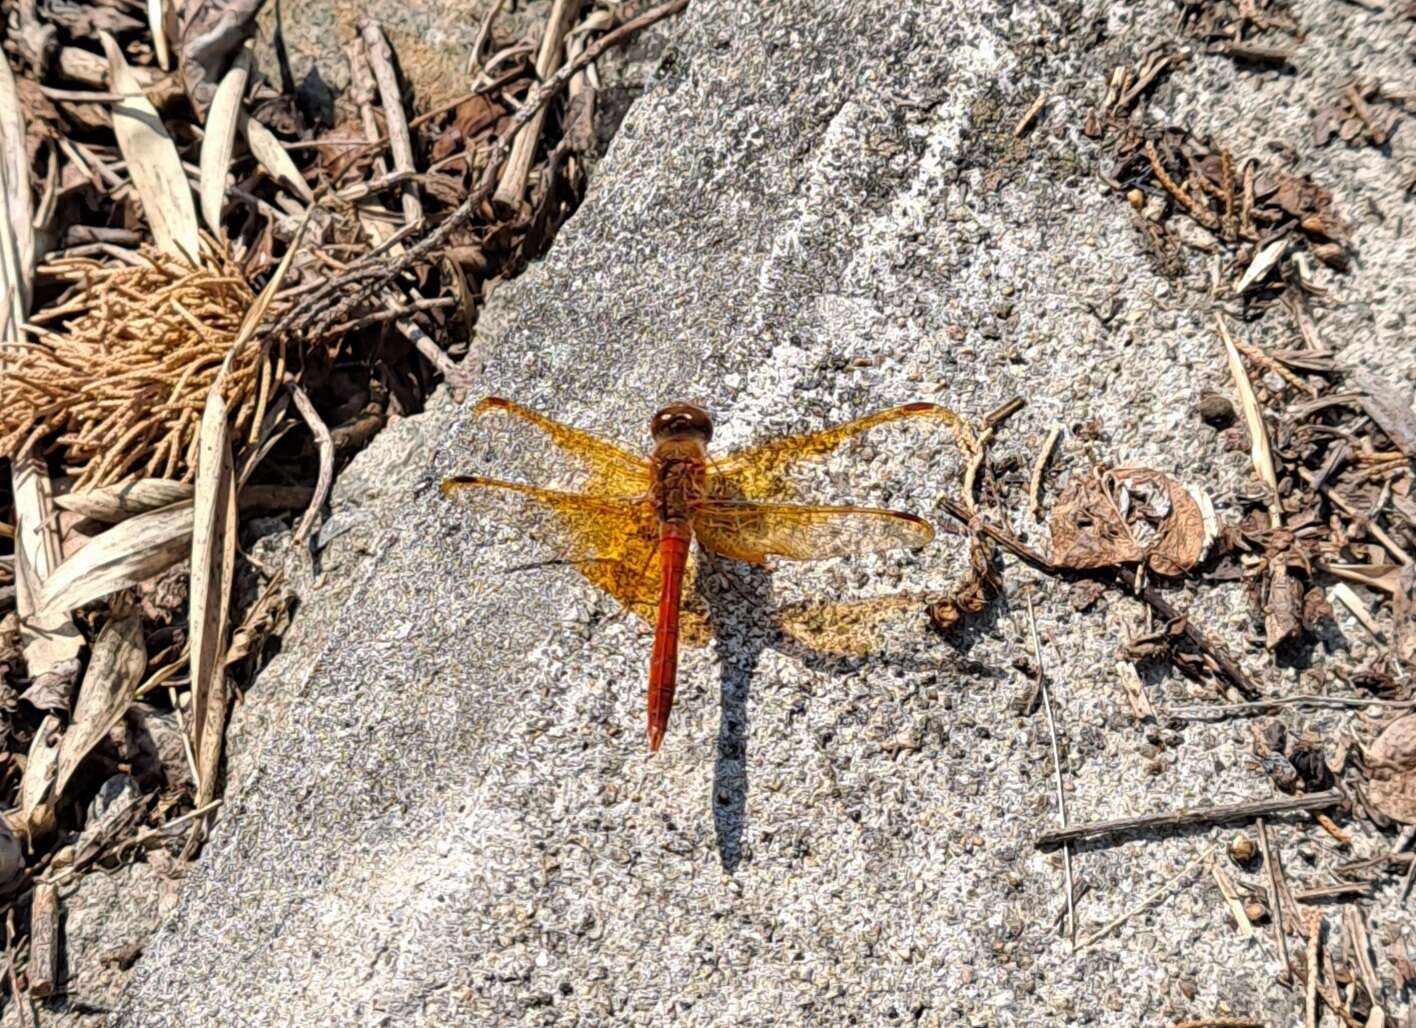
{"left": 441, "top": 476, "right": 711, "bottom": 647}
{"left": 473, "top": 396, "right": 652, "bottom": 498}
{"left": 707, "top": 403, "right": 970, "bottom": 502}
{"left": 689, "top": 498, "right": 934, "bottom": 563}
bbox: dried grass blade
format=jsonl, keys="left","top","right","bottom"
{"left": 147, "top": 0, "right": 170, "bottom": 70}
{"left": 199, "top": 45, "right": 251, "bottom": 237}
{"left": 1217, "top": 314, "right": 1280, "bottom": 519}
{"left": 100, "top": 31, "right": 200, "bottom": 263}
{"left": 51, "top": 614, "right": 146, "bottom": 801}
{"left": 55, "top": 479, "right": 195, "bottom": 523}
{"left": 0, "top": 50, "right": 34, "bottom": 322}
{"left": 1324, "top": 563, "right": 1401, "bottom": 596}
{"left": 187, "top": 386, "right": 237, "bottom": 764}
{"left": 13, "top": 453, "right": 84, "bottom": 674}
{"left": 37, "top": 500, "right": 194, "bottom": 615}
{"left": 18, "top": 714, "right": 61, "bottom": 829}
{"left": 240, "top": 112, "right": 314, "bottom": 204}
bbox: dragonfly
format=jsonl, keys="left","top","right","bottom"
{"left": 441, "top": 396, "right": 966, "bottom": 752}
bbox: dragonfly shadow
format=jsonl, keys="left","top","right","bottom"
{"left": 695, "top": 550, "right": 774, "bottom": 874}
{"left": 694, "top": 556, "right": 983, "bottom": 874}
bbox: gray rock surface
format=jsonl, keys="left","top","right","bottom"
{"left": 113, "top": 0, "right": 1415, "bottom": 1025}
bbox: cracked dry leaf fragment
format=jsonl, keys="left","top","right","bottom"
{"left": 1047, "top": 467, "right": 1209, "bottom": 576}
{"left": 1368, "top": 715, "right": 1416, "bottom": 824}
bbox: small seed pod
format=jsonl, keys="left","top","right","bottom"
{"left": 1229, "top": 833, "right": 1258, "bottom": 866}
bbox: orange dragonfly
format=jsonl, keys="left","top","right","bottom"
{"left": 441, "top": 396, "right": 966, "bottom": 752}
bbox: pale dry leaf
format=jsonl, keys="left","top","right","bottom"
{"left": 1235, "top": 237, "right": 1289, "bottom": 294}
{"left": 19, "top": 713, "right": 61, "bottom": 823}
{"left": 1324, "top": 563, "right": 1402, "bottom": 596}
{"left": 199, "top": 43, "right": 251, "bottom": 236}
{"left": 188, "top": 384, "right": 237, "bottom": 767}
{"left": 12, "top": 453, "right": 85, "bottom": 675}
{"left": 52, "top": 614, "right": 146, "bottom": 802}
{"left": 240, "top": 112, "right": 314, "bottom": 203}
{"left": 1367, "top": 714, "right": 1416, "bottom": 824}
{"left": 148, "top": 0, "right": 170, "bottom": 70}
{"left": 99, "top": 31, "right": 201, "bottom": 263}
{"left": 1218, "top": 315, "right": 1280, "bottom": 511}
{"left": 0, "top": 50, "right": 35, "bottom": 323}
{"left": 37, "top": 500, "right": 194, "bottom": 615}
{"left": 55, "top": 479, "right": 195, "bottom": 523}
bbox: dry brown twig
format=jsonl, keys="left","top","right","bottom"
{"left": 1027, "top": 595, "right": 1075, "bottom": 945}
{"left": 1035, "top": 790, "right": 1344, "bottom": 849}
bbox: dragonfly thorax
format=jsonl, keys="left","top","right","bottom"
{"left": 651, "top": 439, "right": 708, "bottom": 526}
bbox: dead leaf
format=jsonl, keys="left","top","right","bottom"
{"left": 54, "top": 479, "right": 195, "bottom": 523}
{"left": 1048, "top": 467, "right": 1207, "bottom": 576}
{"left": 52, "top": 614, "right": 146, "bottom": 802}
{"left": 38, "top": 501, "right": 194, "bottom": 615}
{"left": 19, "top": 713, "right": 61, "bottom": 829}
{"left": 241, "top": 112, "right": 314, "bottom": 203}
{"left": 1367, "top": 714, "right": 1416, "bottom": 824}
{"left": 188, "top": 383, "right": 237, "bottom": 803}
{"left": 99, "top": 31, "right": 201, "bottom": 263}
{"left": 19, "top": 656, "right": 81, "bottom": 713}
{"left": 199, "top": 43, "right": 251, "bottom": 236}
{"left": 178, "top": 0, "right": 264, "bottom": 118}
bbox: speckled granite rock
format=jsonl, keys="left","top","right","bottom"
{"left": 109, "top": 0, "right": 1415, "bottom": 1025}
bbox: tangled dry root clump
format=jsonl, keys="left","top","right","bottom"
{"left": 1, "top": 246, "right": 277, "bottom": 489}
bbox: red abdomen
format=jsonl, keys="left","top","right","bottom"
{"left": 646, "top": 526, "right": 690, "bottom": 752}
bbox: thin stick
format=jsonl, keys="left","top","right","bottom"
{"left": 1012, "top": 92, "right": 1046, "bottom": 138}
{"left": 1164, "top": 695, "right": 1416, "bottom": 719}
{"left": 1028, "top": 595, "right": 1075, "bottom": 945}
{"left": 358, "top": 19, "right": 423, "bottom": 227}
{"left": 494, "top": 0, "right": 579, "bottom": 207}
{"left": 285, "top": 379, "right": 333, "bottom": 546}
{"left": 1035, "top": 790, "right": 1344, "bottom": 849}
{"left": 1257, "top": 819, "right": 1291, "bottom": 981}
{"left": 1074, "top": 847, "right": 1211, "bottom": 951}
{"left": 1304, "top": 909, "right": 1319, "bottom": 1028}
{"left": 1029, "top": 426, "right": 1061, "bottom": 521}
{"left": 1293, "top": 881, "right": 1371, "bottom": 902}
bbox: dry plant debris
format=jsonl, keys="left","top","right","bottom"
{"left": 0, "top": 0, "right": 688, "bottom": 1009}
{"left": 916, "top": 33, "right": 1416, "bottom": 1025}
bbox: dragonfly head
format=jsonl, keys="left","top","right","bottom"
{"left": 650, "top": 403, "right": 713, "bottom": 444}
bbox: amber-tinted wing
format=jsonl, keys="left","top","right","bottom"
{"left": 689, "top": 498, "right": 933, "bottom": 564}
{"left": 707, "top": 402, "right": 971, "bottom": 502}
{"left": 440, "top": 475, "right": 712, "bottom": 647}
{"left": 473, "top": 396, "right": 652, "bottom": 498}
